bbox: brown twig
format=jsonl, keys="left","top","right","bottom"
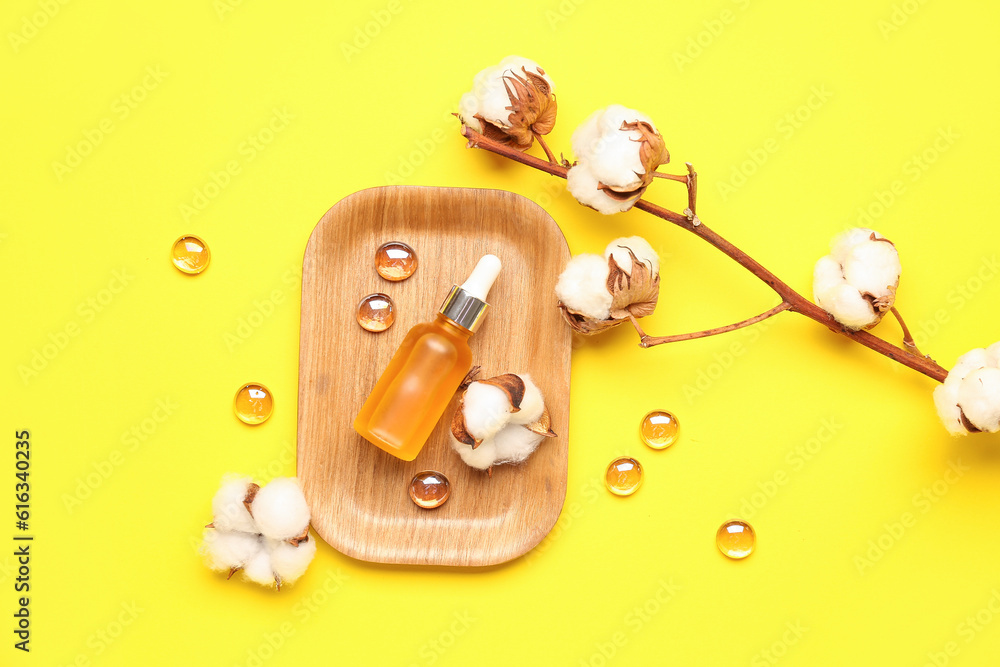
{"left": 627, "top": 302, "right": 792, "bottom": 348}
{"left": 891, "top": 306, "right": 925, "bottom": 358}
{"left": 460, "top": 125, "right": 949, "bottom": 383}
{"left": 534, "top": 132, "right": 557, "bottom": 164}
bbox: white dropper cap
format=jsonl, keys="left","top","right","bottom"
{"left": 460, "top": 254, "right": 502, "bottom": 301}
{"left": 439, "top": 254, "right": 502, "bottom": 332}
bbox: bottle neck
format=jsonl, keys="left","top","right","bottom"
{"left": 434, "top": 313, "right": 474, "bottom": 339}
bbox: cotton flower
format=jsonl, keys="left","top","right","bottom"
{"left": 933, "top": 343, "right": 1000, "bottom": 435}
{"left": 813, "top": 228, "right": 901, "bottom": 330}
{"left": 250, "top": 477, "right": 311, "bottom": 542}
{"left": 450, "top": 373, "right": 555, "bottom": 472}
{"left": 555, "top": 236, "right": 660, "bottom": 334}
{"left": 566, "top": 105, "right": 670, "bottom": 214}
{"left": 458, "top": 56, "right": 556, "bottom": 151}
{"left": 201, "top": 475, "right": 316, "bottom": 589}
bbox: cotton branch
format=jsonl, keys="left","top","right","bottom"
{"left": 460, "top": 125, "right": 948, "bottom": 383}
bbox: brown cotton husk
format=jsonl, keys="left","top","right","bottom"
{"left": 558, "top": 248, "right": 660, "bottom": 335}
{"left": 242, "top": 483, "right": 260, "bottom": 517}
{"left": 595, "top": 121, "right": 670, "bottom": 201}
{"left": 476, "top": 66, "right": 557, "bottom": 151}
{"left": 525, "top": 406, "right": 557, "bottom": 439}
{"left": 287, "top": 527, "right": 310, "bottom": 547}
{"left": 479, "top": 373, "right": 525, "bottom": 412}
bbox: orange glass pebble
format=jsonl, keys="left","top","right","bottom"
{"left": 716, "top": 520, "right": 755, "bottom": 559}
{"left": 605, "top": 457, "right": 643, "bottom": 496}
{"left": 357, "top": 293, "right": 395, "bottom": 332}
{"left": 234, "top": 383, "right": 273, "bottom": 425}
{"left": 375, "top": 241, "right": 418, "bottom": 281}
{"left": 171, "top": 235, "right": 210, "bottom": 274}
{"left": 640, "top": 410, "right": 680, "bottom": 450}
{"left": 409, "top": 471, "right": 451, "bottom": 509}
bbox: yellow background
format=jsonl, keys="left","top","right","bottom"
{"left": 3, "top": 0, "right": 1000, "bottom": 665}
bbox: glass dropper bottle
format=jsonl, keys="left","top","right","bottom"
{"left": 353, "top": 254, "right": 502, "bottom": 461}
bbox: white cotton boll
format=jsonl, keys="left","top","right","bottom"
{"left": 831, "top": 228, "right": 880, "bottom": 265}
{"left": 951, "top": 348, "right": 990, "bottom": 382}
{"left": 814, "top": 269, "right": 878, "bottom": 329}
{"left": 813, "top": 256, "right": 846, "bottom": 295}
{"left": 571, "top": 105, "right": 653, "bottom": 187}
{"left": 604, "top": 236, "right": 659, "bottom": 276}
{"left": 202, "top": 530, "right": 261, "bottom": 572}
{"left": 823, "top": 284, "right": 878, "bottom": 329}
{"left": 934, "top": 344, "right": 1000, "bottom": 435}
{"left": 933, "top": 382, "right": 966, "bottom": 436}
{"left": 554, "top": 253, "right": 613, "bottom": 319}
{"left": 986, "top": 342, "right": 1000, "bottom": 367}
{"left": 452, "top": 435, "right": 498, "bottom": 470}
{"left": 270, "top": 537, "right": 317, "bottom": 585}
{"left": 813, "top": 228, "right": 900, "bottom": 329}
{"left": 242, "top": 541, "right": 277, "bottom": 587}
{"left": 958, "top": 367, "right": 1000, "bottom": 432}
{"left": 461, "top": 56, "right": 553, "bottom": 129}
{"left": 842, "top": 241, "right": 900, "bottom": 298}
{"left": 493, "top": 425, "right": 545, "bottom": 465}
{"left": 211, "top": 475, "right": 258, "bottom": 533}
{"left": 566, "top": 161, "right": 638, "bottom": 215}
{"left": 463, "top": 382, "right": 514, "bottom": 441}
{"left": 507, "top": 374, "right": 544, "bottom": 425}
{"left": 251, "top": 477, "right": 311, "bottom": 541}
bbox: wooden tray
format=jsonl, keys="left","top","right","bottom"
{"left": 297, "top": 186, "right": 572, "bottom": 566}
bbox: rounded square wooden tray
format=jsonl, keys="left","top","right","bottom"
{"left": 297, "top": 186, "right": 572, "bottom": 566}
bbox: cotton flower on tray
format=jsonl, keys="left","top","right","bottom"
{"left": 934, "top": 343, "right": 1000, "bottom": 435}
{"left": 813, "top": 228, "right": 901, "bottom": 330}
{"left": 450, "top": 372, "right": 556, "bottom": 474}
{"left": 555, "top": 236, "right": 660, "bottom": 334}
{"left": 201, "top": 475, "right": 316, "bottom": 590}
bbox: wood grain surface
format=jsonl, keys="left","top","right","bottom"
{"left": 297, "top": 186, "right": 572, "bottom": 566}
